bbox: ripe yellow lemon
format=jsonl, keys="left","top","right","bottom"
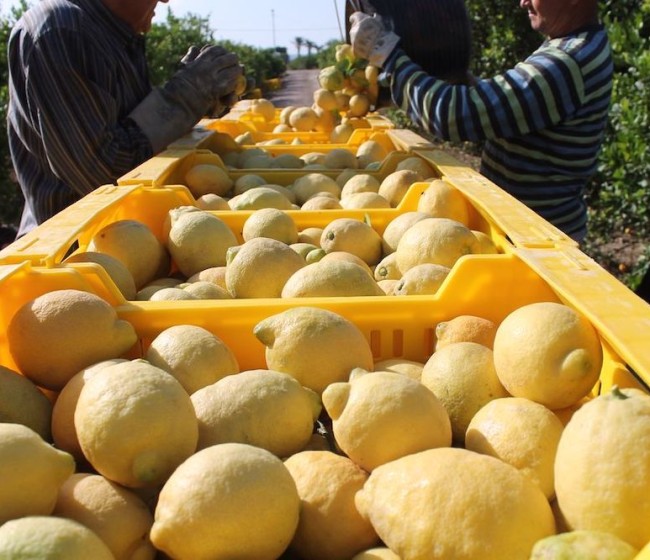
{"left": 7, "top": 289, "right": 137, "bottom": 390}
{"left": 53, "top": 473, "right": 155, "bottom": 560}
{"left": 191, "top": 369, "right": 321, "bottom": 457}
{"left": 323, "top": 369, "right": 452, "bottom": 471}
{"left": 242, "top": 208, "right": 298, "bottom": 244}
{"left": 320, "top": 218, "right": 382, "bottom": 266}
{"left": 341, "top": 174, "right": 380, "bottom": 198}
{"left": 381, "top": 211, "right": 431, "bottom": 254}
{"left": 254, "top": 307, "right": 374, "bottom": 394}
{"left": 465, "top": 397, "right": 564, "bottom": 499}
{"left": 421, "top": 341, "right": 509, "bottom": 443}
{"left": 395, "top": 217, "right": 477, "bottom": 273}
{"left": 0, "top": 423, "right": 75, "bottom": 524}
{"left": 289, "top": 106, "right": 318, "bottom": 131}
{"left": 0, "top": 516, "right": 114, "bottom": 560}
{"left": 373, "top": 358, "right": 424, "bottom": 381}
{"left": 417, "top": 179, "right": 470, "bottom": 224}
{"left": 356, "top": 140, "right": 388, "bottom": 168}
{"left": 530, "top": 530, "right": 638, "bottom": 560}
{"left": 145, "top": 325, "right": 239, "bottom": 395}
{"left": 184, "top": 163, "right": 233, "bottom": 198}
{"left": 292, "top": 173, "right": 341, "bottom": 204}
{"left": 298, "top": 227, "right": 324, "bottom": 246}
{"left": 250, "top": 98, "right": 276, "bottom": 121}
{"left": 393, "top": 263, "right": 450, "bottom": 295}
{"left": 377, "top": 170, "right": 419, "bottom": 207}
{"left": 355, "top": 447, "right": 555, "bottom": 560}
{"left": 493, "top": 302, "right": 603, "bottom": 409}
{"left": 75, "top": 359, "right": 198, "bottom": 488}
{"left": 88, "top": 219, "right": 168, "bottom": 289}
{"left": 195, "top": 193, "right": 230, "bottom": 210}
{"left": 64, "top": 251, "right": 137, "bottom": 300}
{"left": 281, "top": 259, "right": 384, "bottom": 297}
{"left": 226, "top": 237, "right": 306, "bottom": 298}
{"left": 373, "top": 252, "right": 401, "bottom": 281}
{"left": 555, "top": 387, "right": 650, "bottom": 548}
{"left": 187, "top": 265, "right": 227, "bottom": 289}
{"left": 320, "top": 250, "right": 374, "bottom": 276}
{"left": 0, "top": 364, "right": 53, "bottom": 440}
{"left": 151, "top": 443, "right": 300, "bottom": 560}
{"left": 181, "top": 280, "right": 232, "bottom": 299}
{"left": 472, "top": 229, "right": 499, "bottom": 254}
{"left": 394, "top": 156, "right": 436, "bottom": 180}
{"left": 341, "top": 192, "right": 391, "bottom": 209}
{"left": 284, "top": 450, "right": 379, "bottom": 560}
{"left": 167, "top": 209, "right": 238, "bottom": 278}
{"left": 435, "top": 314, "right": 497, "bottom": 350}
{"left": 51, "top": 359, "right": 127, "bottom": 460}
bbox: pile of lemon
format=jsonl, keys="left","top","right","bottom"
{"left": 242, "top": 43, "right": 378, "bottom": 140}
{"left": 1, "top": 266, "right": 650, "bottom": 560}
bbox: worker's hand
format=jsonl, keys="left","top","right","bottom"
{"left": 128, "top": 47, "right": 242, "bottom": 153}
{"left": 349, "top": 11, "right": 400, "bottom": 68}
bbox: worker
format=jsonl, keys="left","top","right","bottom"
{"left": 7, "top": 0, "right": 242, "bottom": 237}
{"left": 349, "top": 0, "right": 613, "bottom": 241}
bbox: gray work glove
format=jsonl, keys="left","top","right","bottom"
{"left": 129, "top": 46, "right": 242, "bottom": 153}
{"left": 349, "top": 11, "right": 400, "bottom": 68}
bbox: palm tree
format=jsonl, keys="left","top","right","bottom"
{"left": 305, "top": 40, "right": 317, "bottom": 57}
{"left": 294, "top": 37, "right": 304, "bottom": 58}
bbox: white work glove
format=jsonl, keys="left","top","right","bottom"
{"left": 129, "top": 46, "right": 242, "bottom": 153}
{"left": 349, "top": 11, "right": 400, "bottom": 68}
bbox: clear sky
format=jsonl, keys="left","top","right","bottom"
{"left": 1, "top": 1, "right": 349, "bottom": 53}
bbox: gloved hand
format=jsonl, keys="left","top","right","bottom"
{"left": 349, "top": 11, "right": 400, "bottom": 68}
{"left": 129, "top": 46, "right": 242, "bottom": 153}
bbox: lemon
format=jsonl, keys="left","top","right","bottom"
{"left": 289, "top": 106, "right": 318, "bottom": 131}
{"left": 356, "top": 140, "right": 387, "bottom": 168}
{"left": 0, "top": 364, "right": 53, "bottom": 440}
{"left": 243, "top": 208, "right": 299, "bottom": 244}
{"left": 341, "top": 192, "right": 391, "bottom": 209}
{"left": 233, "top": 173, "right": 267, "bottom": 195}
{"left": 290, "top": 242, "right": 320, "bottom": 259}
{"left": 298, "top": 227, "right": 324, "bottom": 246}
{"left": 292, "top": 173, "right": 341, "bottom": 204}
{"left": 435, "top": 314, "right": 497, "bottom": 350}
{"left": 51, "top": 359, "right": 127, "bottom": 460}
{"left": 356, "top": 447, "right": 555, "bottom": 560}
{"left": 151, "top": 443, "right": 300, "bottom": 560}
{"left": 341, "top": 174, "right": 380, "bottom": 198}
{"left": 374, "top": 253, "right": 401, "bottom": 281}
{"left": 530, "top": 530, "right": 638, "bottom": 560}
{"left": 181, "top": 280, "right": 232, "bottom": 299}
{"left": 0, "top": 516, "right": 114, "bottom": 559}
{"left": 271, "top": 153, "right": 306, "bottom": 169}
{"left": 373, "top": 358, "right": 424, "bottom": 381}
{"left": 320, "top": 250, "right": 374, "bottom": 276}
{"left": 472, "top": 230, "right": 499, "bottom": 254}
{"left": 54, "top": 473, "right": 155, "bottom": 560}
{"left": 0, "top": 423, "right": 75, "bottom": 524}
{"left": 250, "top": 98, "right": 276, "bottom": 121}
{"left": 281, "top": 259, "right": 384, "bottom": 297}
{"left": 148, "top": 287, "right": 196, "bottom": 301}
{"left": 313, "top": 87, "right": 338, "bottom": 111}
{"left": 319, "top": 66, "right": 345, "bottom": 91}
{"left": 88, "top": 219, "right": 168, "bottom": 289}
{"left": 7, "top": 289, "right": 137, "bottom": 390}
{"left": 465, "top": 397, "right": 564, "bottom": 499}
{"left": 284, "top": 450, "right": 379, "bottom": 560}
{"left": 64, "top": 251, "right": 137, "bottom": 300}
{"left": 254, "top": 306, "right": 374, "bottom": 394}
{"left": 493, "top": 302, "right": 603, "bottom": 409}
{"left": 320, "top": 218, "right": 382, "bottom": 266}
{"left": 377, "top": 170, "right": 419, "bottom": 207}
{"left": 300, "top": 152, "right": 327, "bottom": 166}
{"left": 75, "top": 359, "right": 198, "bottom": 488}
{"left": 421, "top": 342, "right": 509, "bottom": 443}
{"left": 323, "top": 148, "right": 359, "bottom": 169}
{"left": 279, "top": 105, "right": 296, "bottom": 125}
{"left": 184, "top": 163, "right": 233, "bottom": 197}
{"left": 381, "top": 211, "right": 431, "bottom": 254}
{"left": 196, "top": 193, "right": 230, "bottom": 210}
{"left": 347, "top": 93, "right": 371, "bottom": 117}
{"left": 187, "top": 265, "right": 227, "bottom": 289}
{"left": 417, "top": 179, "right": 470, "bottom": 224}
{"left": 331, "top": 122, "right": 354, "bottom": 142}
{"left": 323, "top": 369, "right": 451, "bottom": 471}
{"left": 301, "top": 195, "right": 343, "bottom": 209}
{"left": 167, "top": 209, "right": 238, "bottom": 278}
{"left": 226, "top": 237, "right": 305, "bottom": 298}
{"left": 393, "top": 263, "right": 450, "bottom": 295}
{"left": 555, "top": 387, "right": 650, "bottom": 548}
{"left": 395, "top": 156, "right": 436, "bottom": 180}
{"left": 395, "top": 217, "right": 477, "bottom": 273}
{"left": 352, "top": 548, "right": 401, "bottom": 560}
{"left": 230, "top": 185, "right": 294, "bottom": 210}
{"left": 145, "top": 325, "right": 239, "bottom": 395}
{"left": 191, "top": 369, "right": 321, "bottom": 457}
{"left": 377, "top": 279, "right": 399, "bottom": 294}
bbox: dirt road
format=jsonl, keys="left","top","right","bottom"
{"left": 266, "top": 69, "right": 320, "bottom": 108}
